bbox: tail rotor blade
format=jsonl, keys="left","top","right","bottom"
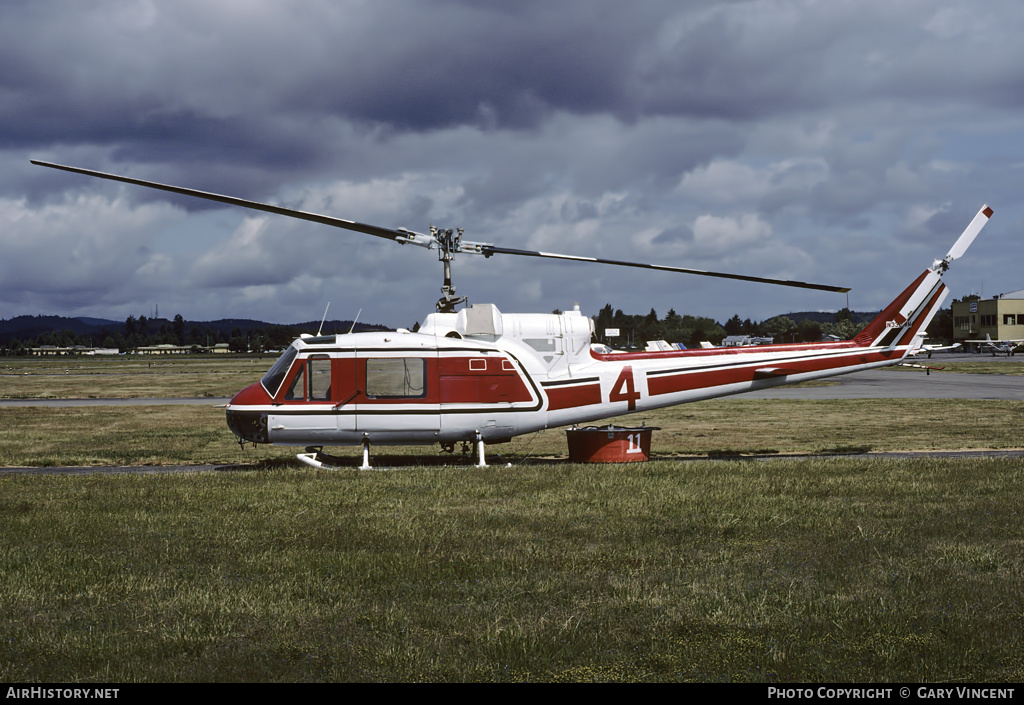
{"left": 945, "top": 205, "right": 993, "bottom": 263}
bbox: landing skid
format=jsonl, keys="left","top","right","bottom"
{"left": 295, "top": 433, "right": 490, "bottom": 470}
{"left": 297, "top": 437, "right": 375, "bottom": 470}
{"left": 296, "top": 448, "right": 361, "bottom": 470}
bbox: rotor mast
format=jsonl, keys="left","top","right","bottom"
{"left": 432, "top": 225, "right": 468, "bottom": 313}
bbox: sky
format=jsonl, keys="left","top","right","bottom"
{"left": 4, "top": 0, "right": 1024, "bottom": 329}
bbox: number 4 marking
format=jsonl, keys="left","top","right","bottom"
{"left": 609, "top": 365, "right": 640, "bottom": 411}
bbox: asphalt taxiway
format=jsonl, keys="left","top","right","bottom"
{"left": 745, "top": 367, "right": 1024, "bottom": 400}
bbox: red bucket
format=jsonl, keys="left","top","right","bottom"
{"left": 565, "top": 425, "right": 657, "bottom": 463}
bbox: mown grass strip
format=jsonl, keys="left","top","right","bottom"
{"left": 1, "top": 457, "right": 1022, "bottom": 682}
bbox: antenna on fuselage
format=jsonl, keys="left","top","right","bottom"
{"left": 348, "top": 308, "right": 362, "bottom": 335}
{"left": 317, "top": 302, "right": 331, "bottom": 336}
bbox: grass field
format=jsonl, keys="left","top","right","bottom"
{"left": 2, "top": 458, "right": 1022, "bottom": 682}
{"left": 1, "top": 356, "right": 271, "bottom": 399}
{"left": 1, "top": 355, "right": 1023, "bottom": 682}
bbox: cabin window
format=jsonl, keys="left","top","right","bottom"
{"left": 366, "top": 358, "right": 426, "bottom": 398}
{"left": 308, "top": 356, "right": 332, "bottom": 401}
{"left": 469, "top": 358, "right": 487, "bottom": 371}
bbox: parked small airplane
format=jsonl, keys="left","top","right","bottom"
{"left": 908, "top": 334, "right": 961, "bottom": 358}
{"left": 965, "top": 334, "right": 1024, "bottom": 356}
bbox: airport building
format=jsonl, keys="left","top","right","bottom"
{"left": 29, "top": 346, "right": 119, "bottom": 356}
{"left": 951, "top": 290, "right": 1024, "bottom": 346}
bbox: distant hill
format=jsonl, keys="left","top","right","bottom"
{"left": 0, "top": 315, "right": 117, "bottom": 341}
{"left": 72, "top": 316, "right": 122, "bottom": 328}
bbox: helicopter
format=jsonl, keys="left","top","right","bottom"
{"left": 31, "top": 160, "right": 992, "bottom": 468}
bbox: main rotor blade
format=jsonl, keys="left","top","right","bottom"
{"left": 30, "top": 160, "right": 417, "bottom": 245}
{"left": 32, "top": 159, "right": 850, "bottom": 292}
{"left": 479, "top": 244, "right": 851, "bottom": 293}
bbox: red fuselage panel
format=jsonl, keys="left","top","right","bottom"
{"left": 439, "top": 356, "right": 533, "bottom": 404}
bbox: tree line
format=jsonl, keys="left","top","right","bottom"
{"left": 592, "top": 303, "right": 955, "bottom": 349}
{"left": 592, "top": 304, "right": 882, "bottom": 349}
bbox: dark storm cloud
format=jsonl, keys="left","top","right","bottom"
{"left": 6, "top": 1, "right": 1022, "bottom": 153}
{"left": 266, "top": 1, "right": 673, "bottom": 130}
{"left": 3, "top": 1, "right": 664, "bottom": 149}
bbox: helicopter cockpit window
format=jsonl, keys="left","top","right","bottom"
{"left": 261, "top": 345, "right": 298, "bottom": 397}
{"left": 365, "top": 358, "right": 426, "bottom": 398}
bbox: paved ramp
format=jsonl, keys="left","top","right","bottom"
{"left": 744, "top": 369, "right": 1024, "bottom": 400}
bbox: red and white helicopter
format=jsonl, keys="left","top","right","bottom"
{"left": 32, "top": 160, "right": 992, "bottom": 468}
